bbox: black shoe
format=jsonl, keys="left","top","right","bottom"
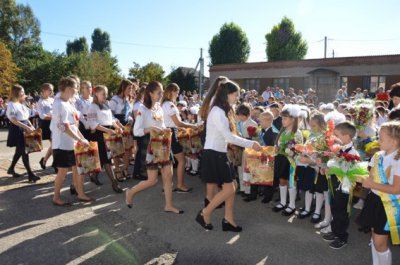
{"left": 7, "top": 169, "right": 21, "bottom": 178}
{"left": 329, "top": 238, "right": 347, "bottom": 249}
{"left": 243, "top": 196, "right": 257, "bottom": 202}
{"left": 90, "top": 174, "right": 103, "bottom": 186}
{"left": 322, "top": 232, "right": 337, "bottom": 242}
{"left": 297, "top": 210, "right": 311, "bottom": 219}
{"left": 222, "top": 218, "right": 242, "bottom": 232}
{"left": 272, "top": 203, "right": 286, "bottom": 212}
{"left": 195, "top": 210, "right": 213, "bottom": 230}
{"left": 261, "top": 197, "right": 272, "bottom": 204}
{"left": 39, "top": 157, "right": 46, "bottom": 170}
{"left": 282, "top": 207, "right": 296, "bottom": 216}
{"left": 133, "top": 174, "right": 147, "bottom": 180}
{"left": 112, "top": 182, "right": 123, "bottom": 193}
{"left": 174, "top": 187, "right": 193, "bottom": 193}
{"left": 28, "top": 174, "right": 40, "bottom": 183}
{"left": 311, "top": 213, "right": 322, "bottom": 224}
{"left": 70, "top": 185, "right": 77, "bottom": 195}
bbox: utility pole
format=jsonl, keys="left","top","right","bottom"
{"left": 324, "top": 36, "right": 327, "bottom": 58}
{"left": 332, "top": 49, "right": 335, "bottom": 58}
{"left": 194, "top": 48, "right": 205, "bottom": 97}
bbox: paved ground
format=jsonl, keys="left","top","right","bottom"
{"left": 0, "top": 129, "right": 399, "bottom": 265}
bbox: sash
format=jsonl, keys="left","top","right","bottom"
{"left": 286, "top": 155, "right": 296, "bottom": 188}
{"left": 259, "top": 130, "right": 266, "bottom": 146}
{"left": 373, "top": 153, "right": 400, "bottom": 245}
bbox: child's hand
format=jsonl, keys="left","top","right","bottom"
{"left": 361, "top": 177, "right": 375, "bottom": 189}
{"left": 252, "top": 142, "right": 262, "bottom": 151}
{"left": 320, "top": 168, "right": 326, "bottom": 175}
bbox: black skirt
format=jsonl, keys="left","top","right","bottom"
{"left": 274, "top": 154, "right": 290, "bottom": 180}
{"left": 79, "top": 121, "right": 93, "bottom": 141}
{"left": 39, "top": 119, "right": 51, "bottom": 140}
{"left": 296, "top": 166, "right": 316, "bottom": 191}
{"left": 169, "top": 127, "right": 183, "bottom": 155}
{"left": 314, "top": 172, "right": 328, "bottom": 193}
{"left": 356, "top": 192, "right": 390, "bottom": 235}
{"left": 92, "top": 127, "right": 112, "bottom": 167}
{"left": 201, "top": 149, "right": 235, "bottom": 186}
{"left": 114, "top": 114, "right": 128, "bottom": 126}
{"left": 7, "top": 121, "right": 27, "bottom": 148}
{"left": 53, "top": 149, "right": 76, "bottom": 168}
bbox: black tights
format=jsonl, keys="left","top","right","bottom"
{"left": 9, "top": 145, "right": 33, "bottom": 175}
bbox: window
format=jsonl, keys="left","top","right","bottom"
{"left": 369, "top": 76, "right": 385, "bottom": 92}
{"left": 340, "top": 76, "right": 348, "bottom": 88}
{"left": 303, "top": 77, "right": 310, "bottom": 89}
{"left": 273, "top": 78, "right": 289, "bottom": 90}
{"left": 244, "top": 79, "right": 260, "bottom": 91}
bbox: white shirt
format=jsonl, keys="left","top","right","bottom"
{"left": 36, "top": 97, "right": 54, "bottom": 120}
{"left": 162, "top": 101, "right": 180, "bottom": 128}
{"left": 369, "top": 150, "right": 400, "bottom": 198}
{"left": 133, "top": 103, "right": 166, "bottom": 137}
{"left": 50, "top": 98, "right": 79, "bottom": 150}
{"left": 132, "top": 101, "right": 142, "bottom": 113}
{"left": 262, "top": 90, "right": 272, "bottom": 102}
{"left": 6, "top": 101, "right": 30, "bottom": 121}
{"left": 109, "top": 95, "right": 133, "bottom": 122}
{"left": 87, "top": 103, "right": 117, "bottom": 130}
{"left": 340, "top": 142, "right": 359, "bottom": 156}
{"left": 75, "top": 95, "right": 93, "bottom": 129}
{"left": 204, "top": 106, "right": 254, "bottom": 153}
{"left": 237, "top": 118, "right": 258, "bottom": 138}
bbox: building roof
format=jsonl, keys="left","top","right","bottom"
{"left": 210, "top": 54, "right": 400, "bottom": 72}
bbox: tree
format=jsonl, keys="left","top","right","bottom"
{"left": 66, "top": 37, "right": 89, "bottom": 55}
{"left": 128, "top": 62, "right": 165, "bottom": 83}
{"left": 0, "top": 41, "right": 19, "bottom": 96}
{"left": 265, "top": 17, "right": 308, "bottom": 61}
{"left": 208, "top": 22, "right": 250, "bottom": 65}
{"left": 168, "top": 67, "right": 196, "bottom": 92}
{"left": 91, "top": 28, "right": 111, "bottom": 53}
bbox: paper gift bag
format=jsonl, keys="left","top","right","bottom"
{"left": 74, "top": 141, "right": 101, "bottom": 175}
{"left": 122, "top": 124, "right": 134, "bottom": 151}
{"left": 243, "top": 147, "right": 276, "bottom": 186}
{"left": 147, "top": 129, "right": 172, "bottom": 165}
{"left": 189, "top": 128, "right": 203, "bottom": 154}
{"left": 24, "top": 128, "right": 43, "bottom": 153}
{"left": 177, "top": 128, "right": 192, "bottom": 154}
{"left": 103, "top": 132, "right": 125, "bottom": 159}
{"left": 227, "top": 144, "right": 243, "bottom": 167}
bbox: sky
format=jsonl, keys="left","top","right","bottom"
{"left": 17, "top": 0, "right": 400, "bottom": 77}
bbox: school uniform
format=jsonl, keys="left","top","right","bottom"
{"left": 50, "top": 98, "right": 80, "bottom": 168}
{"left": 36, "top": 97, "right": 54, "bottom": 140}
{"left": 357, "top": 150, "right": 400, "bottom": 235}
{"left": 87, "top": 103, "right": 118, "bottom": 167}
{"left": 162, "top": 101, "right": 183, "bottom": 155}
{"left": 75, "top": 95, "right": 93, "bottom": 140}
{"left": 296, "top": 133, "right": 318, "bottom": 192}
{"left": 133, "top": 103, "right": 169, "bottom": 170}
{"left": 6, "top": 102, "right": 31, "bottom": 148}
{"left": 132, "top": 101, "right": 146, "bottom": 177}
{"left": 109, "top": 95, "right": 133, "bottom": 125}
{"left": 273, "top": 116, "right": 282, "bottom": 131}
{"left": 329, "top": 143, "right": 360, "bottom": 243}
{"left": 201, "top": 106, "right": 254, "bottom": 186}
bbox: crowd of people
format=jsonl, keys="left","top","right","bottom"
{"left": 3, "top": 75, "right": 400, "bottom": 265}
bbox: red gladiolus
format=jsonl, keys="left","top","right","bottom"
{"left": 247, "top": 126, "right": 257, "bottom": 138}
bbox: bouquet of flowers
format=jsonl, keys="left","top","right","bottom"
{"left": 189, "top": 127, "right": 203, "bottom": 154}
{"left": 74, "top": 141, "right": 101, "bottom": 175}
{"left": 103, "top": 132, "right": 125, "bottom": 159}
{"left": 122, "top": 124, "right": 134, "bottom": 151}
{"left": 24, "top": 128, "right": 43, "bottom": 153}
{"left": 247, "top": 126, "right": 262, "bottom": 143}
{"left": 176, "top": 128, "right": 192, "bottom": 154}
{"left": 351, "top": 99, "right": 375, "bottom": 130}
{"left": 278, "top": 131, "right": 299, "bottom": 157}
{"left": 327, "top": 152, "right": 369, "bottom": 194}
{"left": 243, "top": 146, "right": 276, "bottom": 186}
{"left": 147, "top": 129, "right": 172, "bottom": 165}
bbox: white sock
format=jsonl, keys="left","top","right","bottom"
{"left": 323, "top": 191, "right": 332, "bottom": 222}
{"left": 185, "top": 157, "right": 190, "bottom": 168}
{"left": 238, "top": 166, "right": 245, "bottom": 191}
{"left": 244, "top": 184, "right": 251, "bottom": 194}
{"left": 377, "top": 249, "right": 392, "bottom": 265}
{"left": 304, "top": 191, "right": 312, "bottom": 212}
{"left": 191, "top": 158, "right": 199, "bottom": 171}
{"left": 315, "top": 192, "right": 324, "bottom": 215}
{"left": 288, "top": 187, "right": 296, "bottom": 209}
{"left": 371, "top": 239, "right": 379, "bottom": 265}
{"left": 279, "top": 185, "right": 287, "bottom": 206}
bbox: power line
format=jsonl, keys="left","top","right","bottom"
{"left": 330, "top": 38, "right": 400, "bottom": 42}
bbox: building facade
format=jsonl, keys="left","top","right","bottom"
{"left": 209, "top": 54, "right": 400, "bottom": 102}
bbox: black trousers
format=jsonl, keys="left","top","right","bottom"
{"left": 132, "top": 136, "right": 146, "bottom": 176}
{"left": 9, "top": 145, "right": 33, "bottom": 175}
{"left": 330, "top": 176, "right": 350, "bottom": 242}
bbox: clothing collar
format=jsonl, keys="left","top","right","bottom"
{"left": 383, "top": 149, "right": 399, "bottom": 160}
{"left": 341, "top": 142, "right": 353, "bottom": 152}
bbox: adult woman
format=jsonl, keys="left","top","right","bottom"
{"left": 126, "top": 81, "right": 183, "bottom": 214}
{"left": 6, "top": 85, "right": 40, "bottom": 182}
{"left": 196, "top": 79, "right": 261, "bottom": 231}
{"left": 161, "top": 83, "right": 198, "bottom": 192}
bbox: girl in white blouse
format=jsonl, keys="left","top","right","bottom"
{"left": 126, "top": 81, "right": 183, "bottom": 214}
{"left": 132, "top": 85, "right": 147, "bottom": 180}
{"left": 6, "top": 85, "right": 39, "bottom": 182}
{"left": 87, "top": 85, "right": 124, "bottom": 193}
{"left": 36, "top": 83, "right": 54, "bottom": 170}
{"left": 196, "top": 79, "right": 261, "bottom": 232}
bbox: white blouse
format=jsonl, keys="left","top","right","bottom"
{"left": 162, "top": 101, "right": 180, "bottom": 128}
{"left": 6, "top": 101, "right": 30, "bottom": 121}
{"left": 132, "top": 101, "right": 142, "bottom": 113}
{"left": 50, "top": 98, "right": 79, "bottom": 150}
{"left": 205, "top": 106, "right": 254, "bottom": 153}
{"left": 36, "top": 97, "right": 54, "bottom": 120}
{"left": 75, "top": 95, "right": 93, "bottom": 128}
{"left": 133, "top": 103, "right": 166, "bottom": 137}
{"left": 87, "top": 103, "right": 117, "bottom": 130}
{"left": 109, "top": 95, "right": 133, "bottom": 122}
{"left": 369, "top": 150, "right": 400, "bottom": 198}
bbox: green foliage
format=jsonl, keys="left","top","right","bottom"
{"left": 209, "top": 22, "right": 250, "bottom": 65}
{"left": 128, "top": 62, "right": 165, "bottom": 83}
{"left": 0, "top": 41, "right": 19, "bottom": 96}
{"left": 265, "top": 17, "right": 308, "bottom": 61}
{"left": 91, "top": 28, "right": 111, "bottom": 53}
{"left": 66, "top": 37, "right": 89, "bottom": 56}
{"left": 168, "top": 67, "right": 196, "bottom": 92}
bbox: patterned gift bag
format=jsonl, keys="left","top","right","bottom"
{"left": 243, "top": 146, "right": 276, "bottom": 186}
{"left": 103, "top": 132, "right": 125, "bottom": 159}
{"left": 176, "top": 128, "right": 191, "bottom": 154}
{"left": 147, "top": 129, "right": 172, "bottom": 165}
{"left": 122, "top": 124, "right": 134, "bottom": 151}
{"left": 74, "top": 141, "right": 101, "bottom": 175}
{"left": 189, "top": 128, "right": 203, "bottom": 154}
{"left": 227, "top": 144, "right": 244, "bottom": 167}
{"left": 24, "top": 128, "right": 43, "bottom": 153}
